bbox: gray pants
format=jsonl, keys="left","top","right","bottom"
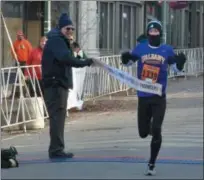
{"left": 43, "top": 85, "right": 68, "bottom": 154}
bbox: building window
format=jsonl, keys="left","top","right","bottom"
{"left": 109, "top": 3, "right": 114, "bottom": 49}
{"left": 196, "top": 12, "right": 200, "bottom": 47}
{"left": 203, "top": 12, "right": 204, "bottom": 46}
{"left": 1, "top": 1, "right": 24, "bottom": 67}
{"left": 24, "top": 1, "right": 43, "bottom": 21}
{"left": 1, "top": 1, "right": 23, "bottom": 18}
{"left": 171, "top": 10, "right": 186, "bottom": 48}
{"left": 184, "top": 10, "right": 190, "bottom": 47}
{"left": 99, "top": 2, "right": 108, "bottom": 49}
{"left": 98, "top": 1, "right": 141, "bottom": 54}
{"left": 188, "top": 11, "right": 192, "bottom": 47}
{"left": 98, "top": 2, "right": 114, "bottom": 50}
{"left": 132, "top": 6, "right": 138, "bottom": 47}
{"left": 119, "top": 4, "right": 131, "bottom": 49}
{"left": 119, "top": 3, "right": 139, "bottom": 50}
{"left": 196, "top": 1, "right": 201, "bottom": 11}
{"left": 51, "top": 1, "right": 70, "bottom": 28}
{"left": 146, "top": 2, "right": 156, "bottom": 18}
{"left": 74, "top": 1, "right": 79, "bottom": 42}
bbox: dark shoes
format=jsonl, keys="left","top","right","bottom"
{"left": 49, "top": 151, "right": 74, "bottom": 159}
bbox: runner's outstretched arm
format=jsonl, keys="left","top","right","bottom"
{"left": 121, "top": 45, "right": 141, "bottom": 65}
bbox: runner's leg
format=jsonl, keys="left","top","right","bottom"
{"left": 137, "top": 97, "right": 152, "bottom": 138}
{"left": 146, "top": 96, "right": 166, "bottom": 175}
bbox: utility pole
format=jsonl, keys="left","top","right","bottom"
{"left": 44, "top": 1, "right": 51, "bottom": 35}
{"left": 162, "top": 0, "right": 168, "bottom": 43}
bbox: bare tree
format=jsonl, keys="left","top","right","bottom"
{"left": 77, "top": 5, "right": 99, "bottom": 49}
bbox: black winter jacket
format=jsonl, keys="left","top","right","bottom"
{"left": 42, "top": 28, "right": 88, "bottom": 89}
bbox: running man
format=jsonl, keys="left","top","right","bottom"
{"left": 121, "top": 20, "right": 186, "bottom": 176}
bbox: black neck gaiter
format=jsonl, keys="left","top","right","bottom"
{"left": 148, "top": 35, "right": 161, "bottom": 47}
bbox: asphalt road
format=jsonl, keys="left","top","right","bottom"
{"left": 1, "top": 76, "right": 203, "bottom": 179}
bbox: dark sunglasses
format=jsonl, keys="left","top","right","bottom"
{"left": 66, "top": 27, "right": 75, "bottom": 31}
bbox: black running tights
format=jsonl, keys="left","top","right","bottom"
{"left": 137, "top": 95, "right": 166, "bottom": 165}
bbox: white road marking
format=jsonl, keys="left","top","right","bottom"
{"left": 2, "top": 134, "right": 30, "bottom": 141}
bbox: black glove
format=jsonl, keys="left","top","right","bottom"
{"left": 85, "top": 58, "right": 93, "bottom": 66}
{"left": 121, "top": 51, "right": 140, "bottom": 65}
{"left": 121, "top": 51, "right": 132, "bottom": 64}
{"left": 176, "top": 52, "right": 186, "bottom": 71}
{"left": 77, "top": 55, "right": 82, "bottom": 59}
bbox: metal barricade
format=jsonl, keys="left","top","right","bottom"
{"left": 83, "top": 55, "right": 135, "bottom": 100}
{"left": 0, "top": 65, "right": 48, "bottom": 131}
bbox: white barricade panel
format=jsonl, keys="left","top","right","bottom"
{"left": 1, "top": 65, "right": 48, "bottom": 131}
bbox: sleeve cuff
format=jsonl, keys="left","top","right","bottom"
{"left": 123, "top": 60, "right": 134, "bottom": 67}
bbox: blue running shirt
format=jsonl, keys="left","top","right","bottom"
{"left": 131, "top": 42, "right": 176, "bottom": 97}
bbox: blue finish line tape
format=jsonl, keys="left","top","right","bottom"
{"left": 19, "top": 156, "right": 203, "bottom": 165}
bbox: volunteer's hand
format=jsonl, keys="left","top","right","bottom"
{"left": 85, "top": 58, "right": 93, "bottom": 66}
{"left": 77, "top": 55, "right": 82, "bottom": 59}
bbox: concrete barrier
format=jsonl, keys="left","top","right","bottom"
{"left": 23, "top": 97, "right": 45, "bottom": 130}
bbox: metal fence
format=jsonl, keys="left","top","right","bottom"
{"left": 1, "top": 65, "right": 48, "bottom": 131}
{"left": 1, "top": 47, "right": 203, "bottom": 129}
